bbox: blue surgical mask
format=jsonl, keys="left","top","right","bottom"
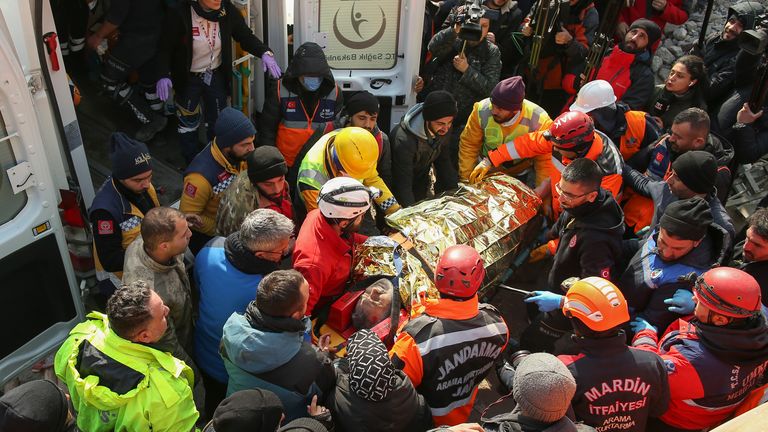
{"left": 302, "top": 76, "right": 322, "bottom": 92}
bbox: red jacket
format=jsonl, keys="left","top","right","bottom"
{"left": 292, "top": 209, "right": 367, "bottom": 316}
{"left": 619, "top": 0, "right": 687, "bottom": 32}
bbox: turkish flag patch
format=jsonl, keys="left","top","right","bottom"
{"left": 601, "top": 268, "right": 611, "bottom": 279}
{"left": 287, "top": 101, "right": 296, "bottom": 109}
{"left": 569, "top": 235, "right": 578, "bottom": 248}
{"left": 655, "top": 152, "right": 664, "bottom": 162}
{"left": 185, "top": 183, "right": 198, "bottom": 198}
{"left": 97, "top": 220, "right": 114, "bottom": 235}
{"left": 192, "top": 27, "right": 200, "bottom": 36}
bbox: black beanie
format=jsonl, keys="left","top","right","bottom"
{"left": 0, "top": 380, "right": 70, "bottom": 432}
{"left": 109, "top": 132, "right": 152, "bottom": 180}
{"left": 247, "top": 146, "right": 288, "bottom": 184}
{"left": 671, "top": 151, "right": 717, "bottom": 194}
{"left": 660, "top": 197, "right": 713, "bottom": 240}
{"left": 629, "top": 18, "right": 662, "bottom": 48}
{"left": 422, "top": 90, "right": 458, "bottom": 121}
{"left": 277, "top": 418, "right": 329, "bottom": 432}
{"left": 215, "top": 107, "right": 256, "bottom": 149}
{"left": 207, "top": 389, "right": 283, "bottom": 432}
{"left": 345, "top": 91, "right": 379, "bottom": 116}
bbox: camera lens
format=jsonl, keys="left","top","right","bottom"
{"left": 510, "top": 350, "right": 531, "bottom": 369}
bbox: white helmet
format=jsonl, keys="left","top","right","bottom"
{"left": 570, "top": 80, "right": 617, "bottom": 113}
{"left": 318, "top": 177, "right": 377, "bottom": 219}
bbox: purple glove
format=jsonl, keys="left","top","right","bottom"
{"left": 156, "top": 78, "right": 173, "bottom": 102}
{"left": 262, "top": 52, "right": 282, "bottom": 79}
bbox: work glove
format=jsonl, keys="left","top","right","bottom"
{"left": 629, "top": 317, "right": 657, "bottom": 334}
{"left": 665, "top": 289, "right": 695, "bottom": 315}
{"left": 524, "top": 291, "right": 564, "bottom": 313}
{"left": 469, "top": 157, "right": 492, "bottom": 184}
{"left": 528, "top": 243, "right": 552, "bottom": 263}
{"left": 262, "top": 52, "right": 282, "bottom": 79}
{"left": 156, "top": 78, "right": 172, "bottom": 102}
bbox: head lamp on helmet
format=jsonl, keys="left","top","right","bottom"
{"left": 317, "top": 177, "right": 376, "bottom": 220}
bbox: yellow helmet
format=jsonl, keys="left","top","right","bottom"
{"left": 331, "top": 127, "right": 379, "bottom": 179}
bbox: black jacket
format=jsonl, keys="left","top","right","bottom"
{"left": 731, "top": 240, "right": 768, "bottom": 307}
{"left": 548, "top": 189, "right": 625, "bottom": 291}
{"left": 329, "top": 368, "right": 433, "bottom": 432}
{"left": 647, "top": 85, "right": 708, "bottom": 130}
{"left": 701, "top": 34, "right": 739, "bottom": 109}
{"left": 389, "top": 103, "right": 458, "bottom": 206}
{"left": 731, "top": 118, "right": 768, "bottom": 164}
{"left": 429, "top": 406, "right": 597, "bottom": 432}
{"left": 158, "top": 0, "right": 270, "bottom": 94}
{"left": 559, "top": 333, "right": 669, "bottom": 432}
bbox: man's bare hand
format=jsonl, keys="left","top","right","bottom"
{"left": 185, "top": 214, "right": 203, "bottom": 229}
{"left": 446, "top": 424, "right": 485, "bottom": 432}
{"left": 522, "top": 23, "right": 533, "bottom": 37}
{"left": 555, "top": 26, "right": 573, "bottom": 45}
{"left": 414, "top": 76, "right": 424, "bottom": 94}
{"left": 737, "top": 103, "right": 764, "bottom": 124}
{"left": 615, "top": 22, "right": 629, "bottom": 39}
{"left": 307, "top": 395, "right": 330, "bottom": 417}
{"left": 453, "top": 53, "right": 469, "bottom": 73}
{"left": 486, "top": 32, "right": 496, "bottom": 44}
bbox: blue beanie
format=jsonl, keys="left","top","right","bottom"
{"left": 215, "top": 107, "right": 256, "bottom": 149}
{"left": 109, "top": 132, "right": 152, "bottom": 180}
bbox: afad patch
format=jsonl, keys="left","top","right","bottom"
{"left": 185, "top": 183, "right": 198, "bottom": 198}
{"left": 97, "top": 220, "right": 114, "bottom": 235}
{"left": 569, "top": 235, "right": 578, "bottom": 248}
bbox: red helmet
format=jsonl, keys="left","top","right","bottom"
{"left": 545, "top": 111, "right": 595, "bottom": 152}
{"left": 434, "top": 245, "right": 485, "bottom": 298}
{"left": 693, "top": 267, "right": 762, "bottom": 318}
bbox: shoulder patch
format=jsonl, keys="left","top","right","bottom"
{"left": 97, "top": 220, "right": 114, "bottom": 235}
{"left": 600, "top": 268, "right": 611, "bottom": 279}
{"left": 569, "top": 235, "right": 578, "bottom": 248}
{"left": 664, "top": 359, "right": 676, "bottom": 374}
{"left": 185, "top": 183, "right": 198, "bottom": 198}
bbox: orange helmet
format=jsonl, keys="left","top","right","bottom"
{"left": 562, "top": 277, "right": 629, "bottom": 332}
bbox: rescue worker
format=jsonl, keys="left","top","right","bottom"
{"left": 220, "top": 270, "right": 336, "bottom": 421}
{"left": 89, "top": 132, "right": 158, "bottom": 307}
{"left": 295, "top": 127, "right": 400, "bottom": 221}
{"left": 194, "top": 209, "right": 295, "bottom": 416}
{"left": 521, "top": 277, "right": 670, "bottom": 432}
{"left": 731, "top": 208, "right": 768, "bottom": 304}
{"left": 647, "top": 55, "right": 708, "bottom": 130}
{"left": 259, "top": 42, "right": 342, "bottom": 171}
{"left": 55, "top": 281, "right": 199, "bottom": 431}
{"left": 335, "top": 91, "right": 392, "bottom": 187}
{"left": 216, "top": 146, "right": 292, "bottom": 237}
{"left": 565, "top": 19, "right": 660, "bottom": 110}
{"left": 86, "top": 0, "right": 167, "bottom": 141}
{"left": 181, "top": 107, "right": 255, "bottom": 254}
{"left": 471, "top": 111, "right": 623, "bottom": 218}
{"left": 292, "top": 177, "right": 372, "bottom": 317}
{"left": 620, "top": 197, "right": 730, "bottom": 333}
{"left": 390, "top": 244, "right": 509, "bottom": 426}
{"left": 616, "top": 0, "right": 687, "bottom": 37}
{"left": 390, "top": 90, "right": 459, "bottom": 207}
{"left": 460, "top": 76, "right": 552, "bottom": 186}
{"left": 569, "top": 80, "right": 661, "bottom": 162}
{"left": 632, "top": 267, "right": 768, "bottom": 432}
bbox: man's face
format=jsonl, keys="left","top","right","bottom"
{"left": 556, "top": 179, "right": 597, "bottom": 210}
{"left": 165, "top": 217, "right": 192, "bottom": 256}
{"left": 225, "top": 136, "right": 256, "bottom": 162}
{"left": 427, "top": 116, "right": 454, "bottom": 136}
{"left": 254, "top": 237, "right": 291, "bottom": 263}
{"left": 656, "top": 228, "right": 699, "bottom": 261}
{"left": 199, "top": 0, "right": 222, "bottom": 10}
{"left": 744, "top": 226, "right": 768, "bottom": 262}
{"left": 341, "top": 213, "right": 365, "bottom": 235}
{"left": 120, "top": 170, "right": 153, "bottom": 194}
{"left": 350, "top": 111, "right": 378, "bottom": 132}
{"left": 468, "top": 18, "right": 491, "bottom": 46}
{"left": 722, "top": 16, "right": 744, "bottom": 41}
{"left": 665, "top": 170, "right": 698, "bottom": 199}
{"left": 668, "top": 122, "right": 705, "bottom": 153}
{"left": 256, "top": 176, "right": 286, "bottom": 201}
{"left": 138, "top": 291, "right": 169, "bottom": 343}
{"left": 357, "top": 282, "right": 393, "bottom": 326}
{"left": 624, "top": 28, "right": 649, "bottom": 51}
{"left": 491, "top": 105, "right": 518, "bottom": 124}
{"left": 487, "top": 0, "right": 509, "bottom": 8}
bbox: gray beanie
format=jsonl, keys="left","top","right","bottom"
{"left": 512, "top": 352, "right": 576, "bottom": 423}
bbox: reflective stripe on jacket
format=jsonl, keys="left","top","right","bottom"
{"left": 276, "top": 80, "right": 339, "bottom": 166}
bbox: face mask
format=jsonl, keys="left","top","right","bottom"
{"left": 302, "top": 76, "right": 322, "bottom": 92}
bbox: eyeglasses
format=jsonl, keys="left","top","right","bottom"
{"left": 555, "top": 182, "right": 593, "bottom": 201}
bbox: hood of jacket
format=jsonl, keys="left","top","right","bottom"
{"left": 221, "top": 312, "right": 311, "bottom": 375}
{"left": 565, "top": 189, "right": 625, "bottom": 235}
{"left": 695, "top": 314, "right": 768, "bottom": 362}
{"left": 728, "top": 1, "right": 765, "bottom": 31}
{"left": 401, "top": 102, "right": 430, "bottom": 141}
{"left": 702, "top": 131, "right": 735, "bottom": 169}
{"left": 282, "top": 42, "right": 335, "bottom": 95}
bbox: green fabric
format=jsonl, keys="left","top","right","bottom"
{"left": 54, "top": 312, "right": 199, "bottom": 432}
{"left": 297, "top": 134, "right": 332, "bottom": 199}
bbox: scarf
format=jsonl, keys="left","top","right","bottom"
{"left": 191, "top": 0, "right": 225, "bottom": 22}
{"left": 346, "top": 329, "right": 398, "bottom": 402}
{"left": 224, "top": 232, "right": 279, "bottom": 275}
{"left": 244, "top": 301, "right": 308, "bottom": 333}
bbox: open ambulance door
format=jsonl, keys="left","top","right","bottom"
{"left": 0, "top": 3, "right": 85, "bottom": 384}
{"left": 294, "top": 0, "right": 426, "bottom": 133}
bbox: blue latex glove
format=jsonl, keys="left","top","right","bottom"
{"left": 262, "top": 52, "right": 282, "bottom": 79}
{"left": 524, "top": 291, "right": 564, "bottom": 313}
{"left": 630, "top": 317, "right": 657, "bottom": 334}
{"left": 156, "top": 78, "right": 172, "bottom": 102}
{"left": 665, "top": 289, "right": 695, "bottom": 315}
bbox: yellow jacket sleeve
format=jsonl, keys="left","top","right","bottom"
{"left": 180, "top": 173, "right": 215, "bottom": 235}
{"left": 301, "top": 189, "right": 320, "bottom": 213}
{"left": 458, "top": 102, "right": 485, "bottom": 182}
{"left": 364, "top": 175, "right": 401, "bottom": 215}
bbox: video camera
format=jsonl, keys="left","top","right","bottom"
{"left": 740, "top": 13, "right": 768, "bottom": 55}
{"left": 455, "top": 0, "right": 499, "bottom": 41}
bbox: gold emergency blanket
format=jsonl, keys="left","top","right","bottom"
{"left": 353, "top": 174, "right": 541, "bottom": 307}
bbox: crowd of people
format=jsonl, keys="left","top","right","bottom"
{"left": 3, "top": 0, "right": 768, "bottom": 431}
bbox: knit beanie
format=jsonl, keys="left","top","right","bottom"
{"left": 215, "top": 107, "right": 256, "bottom": 149}
{"left": 659, "top": 196, "right": 713, "bottom": 241}
{"left": 345, "top": 91, "right": 380, "bottom": 116}
{"left": 277, "top": 418, "right": 329, "bottom": 432}
{"left": 422, "top": 90, "right": 458, "bottom": 121}
{"left": 109, "top": 132, "right": 152, "bottom": 180}
{"left": 629, "top": 18, "right": 662, "bottom": 48}
{"left": 0, "top": 380, "right": 70, "bottom": 432}
{"left": 671, "top": 151, "right": 717, "bottom": 194}
{"left": 205, "top": 389, "right": 283, "bottom": 432}
{"left": 247, "top": 146, "right": 288, "bottom": 184}
{"left": 346, "top": 329, "right": 398, "bottom": 402}
{"left": 491, "top": 76, "right": 526, "bottom": 112}
{"left": 512, "top": 353, "right": 576, "bottom": 424}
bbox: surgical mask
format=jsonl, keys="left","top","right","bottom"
{"left": 302, "top": 76, "right": 322, "bottom": 92}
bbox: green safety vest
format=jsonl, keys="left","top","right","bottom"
{"left": 477, "top": 98, "right": 549, "bottom": 156}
